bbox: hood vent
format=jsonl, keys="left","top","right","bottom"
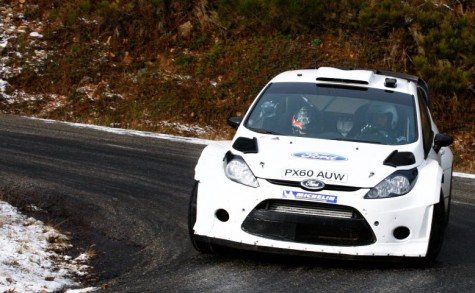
{"left": 383, "top": 150, "right": 416, "bottom": 167}
{"left": 232, "top": 137, "right": 258, "bottom": 153}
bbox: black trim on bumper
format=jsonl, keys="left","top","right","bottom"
{"left": 241, "top": 200, "right": 376, "bottom": 246}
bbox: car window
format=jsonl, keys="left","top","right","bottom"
{"left": 244, "top": 82, "right": 417, "bottom": 145}
{"left": 417, "top": 87, "right": 433, "bottom": 156}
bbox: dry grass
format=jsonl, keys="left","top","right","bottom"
{"left": 452, "top": 129, "right": 475, "bottom": 173}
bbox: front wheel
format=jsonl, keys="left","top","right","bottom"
{"left": 188, "top": 181, "right": 215, "bottom": 253}
{"left": 424, "top": 192, "right": 446, "bottom": 262}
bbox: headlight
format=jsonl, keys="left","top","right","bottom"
{"left": 365, "top": 169, "right": 418, "bottom": 199}
{"left": 224, "top": 155, "right": 259, "bottom": 188}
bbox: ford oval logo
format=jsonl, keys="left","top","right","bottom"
{"left": 300, "top": 179, "right": 325, "bottom": 191}
{"left": 292, "top": 152, "right": 348, "bottom": 161}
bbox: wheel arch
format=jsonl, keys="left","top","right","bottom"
{"left": 194, "top": 142, "right": 229, "bottom": 182}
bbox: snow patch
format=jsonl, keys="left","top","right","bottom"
{"left": 0, "top": 200, "right": 97, "bottom": 292}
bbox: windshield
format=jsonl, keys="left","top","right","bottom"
{"left": 244, "top": 82, "right": 417, "bottom": 145}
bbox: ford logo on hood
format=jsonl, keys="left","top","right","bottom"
{"left": 300, "top": 179, "right": 325, "bottom": 191}
{"left": 292, "top": 152, "right": 348, "bottom": 161}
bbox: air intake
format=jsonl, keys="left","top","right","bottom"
{"left": 315, "top": 67, "right": 374, "bottom": 85}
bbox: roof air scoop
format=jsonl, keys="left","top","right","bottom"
{"left": 316, "top": 77, "right": 369, "bottom": 85}
{"left": 315, "top": 67, "right": 373, "bottom": 85}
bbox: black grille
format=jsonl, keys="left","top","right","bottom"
{"left": 267, "top": 201, "right": 354, "bottom": 218}
{"left": 266, "top": 179, "right": 360, "bottom": 192}
{"left": 242, "top": 200, "right": 375, "bottom": 246}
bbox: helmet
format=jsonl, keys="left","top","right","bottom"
{"left": 260, "top": 101, "right": 276, "bottom": 118}
{"left": 292, "top": 106, "right": 319, "bottom": 135}
{"left": 367, "top": 102, "right": 398, "bottom": 129}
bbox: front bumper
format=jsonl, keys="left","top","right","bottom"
{"left": 193, "top": 177, "right": 437, "bottom": 258}
{"left": 241, "top": 199, "right": 376, "bottom": 247}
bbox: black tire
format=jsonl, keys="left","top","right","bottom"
{"left": 424, "top": 192, "right": 446, "bottom": 262}
{"left": 444, "top": 194, "right": 452, "bottom": 227}
{"left": 444, "top": 175, "right": 453, "bottom": 227}
{"left": 188, "top": 181, "right": 215, "bottom": 253}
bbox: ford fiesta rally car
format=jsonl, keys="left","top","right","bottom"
{"left": 189, "top": 67, "right": 454, "bottom": 261}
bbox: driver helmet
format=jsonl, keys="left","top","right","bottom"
{"left": 260, "top": 101, "right": 276, "bottom": 118}
{"left": 292, "top": 106, "right": 319, "bottom": 135}
{"left": 367, "top": 102, "right": 398, "bottom": 129}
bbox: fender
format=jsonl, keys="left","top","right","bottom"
{"left": 195, "top": 141, "right": 230, "bottom": 182}
{"left": 415, "top": 158, "right": 443, "bottom": 205}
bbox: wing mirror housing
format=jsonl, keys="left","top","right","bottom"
{"left": 433, "top": 133, "right": 453, "bottom": 153}
{"left": 227, "top": 116, "right": 243, "bottom": 129}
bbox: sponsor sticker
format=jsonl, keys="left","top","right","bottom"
{"left": 283, "top": 190, "right": 338, "bottom": 204}
{"left": 292, "top": 152, "right": 348, "bottom": 161}
{"left": 283, "top": 168, "right": 348, "bottom": 183}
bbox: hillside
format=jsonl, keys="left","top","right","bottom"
{"left": 1, "top": 0, "right": 474, "bottom": 171}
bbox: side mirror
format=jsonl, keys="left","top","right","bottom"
{"left": 227, "top": 116, "right": 243, "bottom": 129}
{"left": 433, "top": 133, "right": 453, "bottom": 153}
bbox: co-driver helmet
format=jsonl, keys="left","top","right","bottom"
{"left": 292, "top": 106, "right": 319, "bottom": 135}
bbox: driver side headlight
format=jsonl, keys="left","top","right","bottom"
{"left": 365, "top": 169, "right": 418, "bottom": 199}
{"left": 224, "top": 154, "right": 259, "bottom": 188}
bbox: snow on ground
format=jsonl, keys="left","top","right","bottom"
{"left": 0, "top": 201, "right": 97, "bottom": 293}
{"left": 38, "top": 117, "right": 215, "bottom": 146}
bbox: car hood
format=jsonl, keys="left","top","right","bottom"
{"left": 240, "top": 135, "right": 420, "bottom": 188}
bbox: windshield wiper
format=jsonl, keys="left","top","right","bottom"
{"left": 247, "top": 127, "right": 282, "bottom": 135}
{"left": 330, "top": 138, "right": 383, "bottom": 144}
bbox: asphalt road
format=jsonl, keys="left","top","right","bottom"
{"left": 0, "top": 114, "right": 474, "bottom": 292}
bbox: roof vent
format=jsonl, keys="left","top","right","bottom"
{"left": 385, "top": 78, "right": 397, "bottom": 88}
{"left": 316, "top": 77, "right": 369, "bottom": 85}
{"left": 316, "top": 67, "right": 373, "bottom": 85}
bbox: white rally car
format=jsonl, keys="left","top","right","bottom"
{"left": 189, "top": 67, "right": 454, "bottom": 261}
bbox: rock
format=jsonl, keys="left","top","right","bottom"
{"left": 178, "top": 21, "right": 192, "bottom": 38}
{"left": 0, "top": 79, "right": 14, "bottom": 95}
{"left": 78, "top": 76, "right": 92, "bottom": 86}
{"left": 122, "top": 51, "right": 133, "bottom": 65}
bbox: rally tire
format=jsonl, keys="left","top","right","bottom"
{"left": 444, "top": 175, "right": 453, "bottom": 227}
{"left": 424, "top": 192, "right": 446, "bottom": 262}
{"left": 188, "top": 181, "right": 215, "bottom": 254}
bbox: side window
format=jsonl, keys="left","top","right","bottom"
{"left": 417, "top": 88, "right": 433, "bottom": 156}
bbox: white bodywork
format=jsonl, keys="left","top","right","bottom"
{"left": 192, "top": 67, "right": 453, "bottom": 258}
